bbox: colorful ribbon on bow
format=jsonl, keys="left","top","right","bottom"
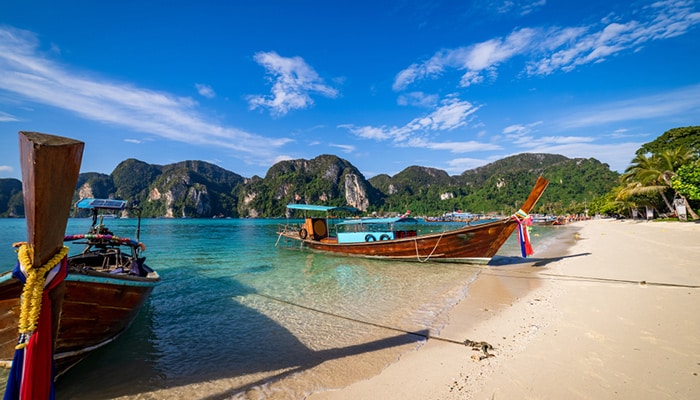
{"left": 4, "top": 244, "right": 68, "bottom": 400}
{"left": 513, "top": 209, "right": 534, "bottom": 258}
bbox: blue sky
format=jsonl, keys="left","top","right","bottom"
{"left": 1, "top": 1, "right": 699, "bottom": 181}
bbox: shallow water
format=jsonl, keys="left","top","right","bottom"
{"left": 0, "top": 218, "right": 565, "bottom": 399}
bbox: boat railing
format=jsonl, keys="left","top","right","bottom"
{"left": 276, "top": 222, "right": 306, "bottom": 249}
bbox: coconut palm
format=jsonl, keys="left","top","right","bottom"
{"left": 619, "top": 147, "right": 698, "bottom": 219}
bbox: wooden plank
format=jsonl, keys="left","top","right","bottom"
{"left": 18, "top": 131, "right": 84, "bottom": 357}
{"left": 19, "top": 131, "right": 84, "bottom": 266}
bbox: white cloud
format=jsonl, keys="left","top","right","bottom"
{"left": 557, "top": 84, "right": 700, "bottom": 129}
{"left": 329, "top": 144, "right": 355, "bottom": 153}
{"left": 0, "top": 111, "right": 19, "bottom": 122}
{"left": 342, "top": 97, "right": 480, "bottom": 144}
{"left": 0, "top": 25, "right": 290, "bottom": 163}
{"left": 444, "top": 157, "right": 494, "bottom": 174}
{"left": 0, "top": 165, "right": 14, "bottom": 173}
{"left": 341, "top": 97, "right": 495, "bottom": 154}
{"left": 517, "top": 141, "right": 642, "bottom": 172}
{"left": 339, "top": 124, "right": 392, "bottom": 140}
{"left": 496, "top": 0, "right": 547, "bottom": 16}
{"left": 394, "top": 1, "right": 700, "bottom": 90}
{"left": 195, "top": 83, "right": 215, "bottom": 99}
{"left": 247, "top": 51, "right": 339, "bottom": 117}
{"left": 397, "top": 91, "right": 438, "bottom": 107}
{"left": 408, "top": 138, "right": 502, "bottom": 153}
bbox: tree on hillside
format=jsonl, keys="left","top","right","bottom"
{"left": 619, "top": 147, "right": 698, "bottom": 219}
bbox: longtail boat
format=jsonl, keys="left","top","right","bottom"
{"left": 531, "top": 214, "right": 559, "bottom": 226}
{"left": 276, "top": 176, "right": 549, "bottom": 264}
{"left": 0, "top": 131, "right": 83, "bottom": 397}
{"left": 0, "top": 133, "right": 160, "bottom": 382}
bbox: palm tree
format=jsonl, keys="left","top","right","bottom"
{"left": 619, "top": 148, "right": 698, "bottom": 219}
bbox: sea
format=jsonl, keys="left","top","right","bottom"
{"left": 0, "top": 218, "right": 567, "bottom": 399}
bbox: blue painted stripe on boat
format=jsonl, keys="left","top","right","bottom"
{"left": 1, "top": 270, "right": 158, "bottom": 287}
{"left": 65, "top": 274, "right": 159, "bottom": 287}
{"left": 0, "top": 272, "right": 14, "bottom": 284}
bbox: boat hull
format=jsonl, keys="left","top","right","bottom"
{"left": 0, "top": 270, "right": 158, "bottom": 377}
{"left": 278, "top": 176, "right": 549, "bottom": 263}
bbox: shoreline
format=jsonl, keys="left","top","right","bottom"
{"left": 308, "top": 223, "right": 577, "bottom": 399}
{"left": 309, "top": 219, "right": 700, "bottom": 399}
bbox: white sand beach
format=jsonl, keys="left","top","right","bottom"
{"left": 310, "top": 218, "right": 700, "bottom": 399}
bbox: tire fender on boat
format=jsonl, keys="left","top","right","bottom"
{"left": 365, "top": 234, "right": 376, "bottom": 242}
{"left": 299, "top": 228, "right": 308, "bottom": 239}
{"left": 379, "top": 234, "right": 391, "bottom": 241}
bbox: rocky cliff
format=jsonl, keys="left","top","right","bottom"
{"left": 0, "top": 153, "right": 618, "bottom": 218}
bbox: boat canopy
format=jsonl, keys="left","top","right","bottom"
{"left": 76, "top": 198, "right": 127, "bottom": 210}
{"left": 337, "top": 216, "right": 418, "bottom": 225}
{"left": 286, "top": 204, "right": 359, "bottom": 213}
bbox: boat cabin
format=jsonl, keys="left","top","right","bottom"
{"left": 336, "top": 217, "right": 418, "bottom": 243}
{"left": 284, "top": 204, "right": 419, "bottom": 243}
{"left": 65, "top": 198, "right": 148, "bottom": 276}
{"left": 286, "top": 204, "right": 358, "bottom": 241}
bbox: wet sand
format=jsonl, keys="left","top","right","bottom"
{"left": 310, "top": 218, "right": 700, "bottom": 399}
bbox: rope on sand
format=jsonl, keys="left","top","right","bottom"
{"left": 535, "top": 272, "right": 700, "bottom": 289}
{"left": 253, "top": 292, "right": 468, "bottom": 346}
{"left": 473, "top": 266, "right": 700, "bottom": 289}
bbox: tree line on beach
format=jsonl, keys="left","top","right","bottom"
{"left": 588, "top": 126, "right": 700, "bottom": 220}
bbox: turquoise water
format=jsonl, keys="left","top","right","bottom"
{"left": 0, "top": 218, "right": 562, "bottom": 399}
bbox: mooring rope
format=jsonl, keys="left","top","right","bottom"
{"left": 414, "top": 229, "right": 447, "bottom": 263}
{"left": 534, "top": 272, "right": 700, "bottom": 289}
{"left": 253, "top": 292, "right": 466, "bottom": 346}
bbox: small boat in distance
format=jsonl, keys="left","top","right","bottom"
{"left": 276, "top": 176, "right": 549, "bottom": 264}
{"left": 531, "top": 214, "right": 559, "bottom": 226}
{"left": 0, "top": 197, "right": 160, "bottom": 378}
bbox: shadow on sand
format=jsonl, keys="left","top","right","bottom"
{"left": 489, "top": 252, "right": 591, "bottom": 268}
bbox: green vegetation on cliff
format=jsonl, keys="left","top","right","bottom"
{"left": 0, "top": 152, "right": 619, "bottom": 218}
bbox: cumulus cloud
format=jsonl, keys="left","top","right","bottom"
{"left": 195, "top": 83, "right": 215, "bottom": 99}
{"left": 340, "top": 97, "right": 496, "bottom": 153}
{"left": 247, "top": 51, "right": 339, "bottom": 117}
{"left": 394, "top": 0, "right": 700, "bottom": 90}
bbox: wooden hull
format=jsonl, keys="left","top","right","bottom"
{"left": 278, "top": 176, "right": 550, "bottom": 263}
{"left": 279, "top": 218, "right": 518, "bottom": 263}
{"left": 532, "top": 220, "right": 557, "bottom": 226}
{"left": 0, "top": 270, "right": 158, "bottom": 377}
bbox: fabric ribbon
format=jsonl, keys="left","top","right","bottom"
{"left": 513, "top": 210, "right": 534, "bottom": 258}
{"left": 4, "top": 256, "right": 67, "bottom": 400}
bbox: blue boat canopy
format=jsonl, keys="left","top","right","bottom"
{"left": 337, "top": 216, "right": 417, "bottom": 225}
{"left": 286, "top": 204, "right": 359, "bottom": 213}
{"left": 75, "top": 198, "right": 127, "bottom": 210}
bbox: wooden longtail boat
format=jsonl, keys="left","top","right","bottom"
{"left": 0, "top": 133, "right": 160, "bottom": 379}
{"left": 531, "top": 215, "right": 559, "bottom": 226}
{"left": 276, "top": 176, "right": 549, "bottom": 264}
{"left": 1, "top": 131, "right": 83, "bottom": 396}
